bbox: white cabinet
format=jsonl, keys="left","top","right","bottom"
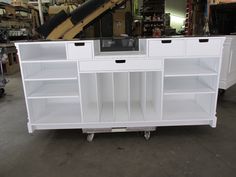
{"left": 220, "top": 36, "right": 236, "bottom": 90}
{"left": 15, "top": 37, "right": 225, "bottom": 136}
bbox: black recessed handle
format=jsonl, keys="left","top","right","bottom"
{"left": 74, "top": 42, "right": 85, "bottom": 46}
{"left": 199, "top": 39, "right": 209, "bottom": 43}
{"left": 115, "top": 60, "right": 126, "bottom": 63}
{"left": 161, "top": 40, "right": 172, "bottom": 44}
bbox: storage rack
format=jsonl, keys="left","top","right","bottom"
{"left": 16, "top": 37, "right": 225, "bottom": 141}
{"left": 142, "top": 0, "right": 165, "bottom": 36}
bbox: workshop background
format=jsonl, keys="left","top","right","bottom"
{"left": 1, "top": 0, "right": 236, "bottom": 177}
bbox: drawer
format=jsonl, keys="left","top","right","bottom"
{"left": 67, "top": 42, "right": 93, "bottom": 60}
{"left": 148, "top": 39, "right": 185, "bottom": 57}
{"left": 186, "top": 38, "right": 222, "bottom": 56}
{"left": 79, "top": 60, "right": 163, "bottom": 72}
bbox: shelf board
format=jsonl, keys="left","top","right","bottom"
{"left": 100, "top": 102, "right": 114, "bottom": 122}
{"left": 130, "top": 102, "right": 144, "bottom": 121}
{"left": 83, "top": 103, "right": 99, "bottom": 123}
{"left": 165, "top": 64, "right": 217, "bottom": 77}
{"left": 22, "top": 56, "right": 67, "bottom": 62}
{"left": 27, "top": 82, "right": 79, "bottom": 99}
{"left": 163, "top": 98, "right": 211, "bottom": 120}
{"left": 25, "top": 69, "right": 78, "bottom": 81}
{"left": 115, "top": 102, "right": 129, "bottom": 122}
{"left": 33, "top": 102, "right": 81, "bottom": 124}
{"left": 164, "top": 78, "right": 216, "bottom": 95}
{"left": 145, "top": 102, "right": 160, "bottom": 121}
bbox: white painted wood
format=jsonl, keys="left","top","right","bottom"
{"left": 23, "top": 62, "right": 78, "bottom": 81}
{"left": 148, "top": 39, "right": 185, "bottom": 57}
{"left": 220, "top": 36, "right": 236, "bottom": 89}
{"left": 146, "top": 72, "right": 162, "bottom": 121}
{"left": 79, "top": 59, "right": 162, "bottom": 72}
{"left": 15, "top": 37, "right": 225, "bottom": 133}
{"left": 97, "top": 73, "right": 115, "bottom": 122}
{"left": 26, "top": 81, "right": 79, "bottom": 99}
{"left": 80, "top": 74, "right": 99, "bottom": 123}
{"left": 163, "top": 95, "right": 213, "bottom": 120}
{"left": 18, "top": 43, "right": 67, "bottom": 61}
{"left": 186, "top": 38, "right": 222, "bottom": 56}
{"left": 164, "top": 58, "right": 218, "bottom": 77}
{"left": 67, "top": 41, "right": 93, "bottom": 60}
{"left": 164, "top": 76, "right": 217, "bottom": 95}
{"left": 114, "top": 73, "right": 129, "bottom": 122}
{"left": 28, "top": 98, "right": 81, "bottom": 124}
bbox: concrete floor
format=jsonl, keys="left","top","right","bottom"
{"left": 0, "top": 73, "right": 236, "bottom": 177}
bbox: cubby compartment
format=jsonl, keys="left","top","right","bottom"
{"left": 146, "top": 72, "right": 162, "bottom": 120}
{"left": 114, "top": 72, "right": 129, "bottom": 122}
{"left": 23, "top": 62, "right": 78, "bottom": 81}
{"left": 26, "top": 80, "right": 79, "bottom": 99}
{"left": 130, "top": 72, "right": 145, "bottom": 121}
{"left": 164, "top": 58, "right": 219, "bottom": 77}
{"left": 97, "top": 73, "right": 115, "bottom": 122}
{"left": 18, "top": 43, "right": 67, "bottom": 61}
{"left": 164, "top": 76, "right": 217, "bottom": 95}
{"left": 80, "top": 73, "right": 99, "bottom": 122}
{"left": 163, "top": 94, "right": 215, "bottom": 121}
{"left": 28, "top": 98, "right": 81, "bottom": 124}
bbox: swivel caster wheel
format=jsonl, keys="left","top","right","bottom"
{"left": 144, "top": 131, "right": 151, "bottom": 140}
{"left": 87, "top": 133, "right": 94, "bottom": 142}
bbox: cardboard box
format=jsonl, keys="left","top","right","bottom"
{"left": 113, "top": 11, "right": 126, "bottom": 36}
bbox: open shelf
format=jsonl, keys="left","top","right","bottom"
{"left": 114, "top": 73, "right": 129, "bottom": 122}
{"left": 26, "top": 80, "right": 79, "bottom": 99}
{"left": 164, "top": 58, "right": 218, "bottom": 77}
{"left": 28, "top": 98, "right": 81, "bottom": 124}
{"left": 18, "top": 43, "right": 67, "bottom": 61}
{"left": 80, "top": 73, "right": 99, "bottom": 123}
{"left": 145, "top": 72, "right": 162, "bottom": 120}
{"left": 130, "top": 72, "right": 145, "bottom": 121}
{"left": 163, "top": 94, "right": 215, "bottom": 121}
{"left": 97, "top": 73, "right": 115, "bottom": 122}
{"left": 164, "top": 76, "right": 217, "bottom": 95}
{"left": 80, "top": 71, "right": 162, "bottom": 123}
{"left": 23, "top": 62, "right": 78, "bottom": 81}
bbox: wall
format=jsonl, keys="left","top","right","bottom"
{"left": 165, "top": 0, "right": 186, "bottom": 31}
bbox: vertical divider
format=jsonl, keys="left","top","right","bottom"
{"left": 127, "top": 72, "right": 131, "bottom": 121}
{"left": 112, "top": 73, "right": 115, "bottom": 121}
{"left": 95, "top": 73, "right": 101, "bottom": 122}
{"left": 141, "top": 72, "right": 147, "bottom": 120}
{"left": 160, "top": 69, "right": 164, "bottom": 120}
{"left": 77, "top": 61, "right": 83, "bottom": 123}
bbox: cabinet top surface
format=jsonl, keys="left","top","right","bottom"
{"left": 14, "top": 36, "right": 230, "bottom": 44}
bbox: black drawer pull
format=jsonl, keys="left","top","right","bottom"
{"left": 199, "top": 39, "right": 209, "bottom": 43}
{"left": 161, "top": 40, "right": 172, "bottom": 44}
{"left": 74, "top": 42, "right": 85, "bottom": 46}
{"left": 115, "top": 60, "right": 126, "bottom": 63}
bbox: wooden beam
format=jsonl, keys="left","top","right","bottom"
{"left": 46, "top": 18, "right": 74, "bottom": 40}
{"left": 63, "top": 0, "right": 124, "bottom": 39}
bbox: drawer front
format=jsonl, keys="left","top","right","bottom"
{"left": 67, "top": 42, "right": 93, "bottom": 60}
{"left": 186, "top": 38, "right": 222, "bottom": 56}
{"left": 79, "top": 60, "right": 163, "bottom": 72}
{"left": 148, "top": 39, "right": 185, "bottom": 57}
